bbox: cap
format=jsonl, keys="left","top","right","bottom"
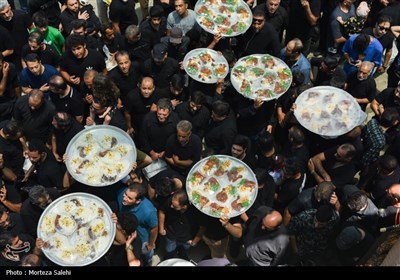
{"left": 170, "top": 27, "right": 183, "bottom": 44}
{"left": 152, "top": 43, "right": 167, "bottom": 61}
{"left": 336, "top": 226, "right": 362, "bottom": 250}
{"left": 356, "top": 1, "right": 370, "bottom": 18}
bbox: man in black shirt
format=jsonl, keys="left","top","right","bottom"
{"left": 254, "top": 0, "right": 289, "bottom": 42}
{"left": 13, "top": 89, "right": 55, "bottom": 144}
{"left": 29, "top": 0, "right": 65, "bottom": 29}
{"left": 0, "top": 54, "right": 20, "bottom": 122}
{"left": 370, "top": 83, "right": 400, "bottom": 117}
{"left": 165, "top": 120, "right": 202, "bottom": 176}
{"left": 21, "top": 32, "right": 60, "bottom": 69}
{"left": 0, "top": 120, "right": 24, "bottom": 178}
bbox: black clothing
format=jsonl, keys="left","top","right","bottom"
{"left": 29, "top": 0, "right": 64, "bottom": 28}
{"left": 94, "top": 107, "right": 128, "bottom": 132}
{"left": 160, "top": 36, "right": 190, "bottom": 62}
{"left": 345, "top": 72, "right": 376, "bottom": 111}
{"left": 254, "top": 4, "right": 289, "bottom": 41}
{"left": 0, "top": 62, "right": 18, "bottom": 122}
{"left": 287, "top": 187, "right": 319, "bottom": 216}
{"left": 0, "top": 122, "right": 24, "bottom": 176}
{"left": 20, "top": 188, "right": 60, "bottom": 238}
{"left": 165, "top": 133, "right": 202, "bottom": 175}
{"left": 49, "top": 87, "right": 85, "bottom": 118}
{"left": 205, "top": 111, "right": 237, "bottom": 155}
{"left": 139, "top": 17, "right": 168, "bottom": 44}
{"left": 108, "top": 62, "right": 141, "bottom": 100}
{"left": 60, "top": 5, "right": 100, "bottom": 35}
{"left": 121, "top": 32, "right": 155, "bottom": 64}
{"left": 109, "top": 0, "right": 138, "bottom": 35}
{"left": 141, "top": 57, "right": 180, "bottom": 90}
{"left": 201, "top": 214, "right": 241, "bottom": 241}
{"left": 53, "top": 120, "right": 84, "bottom": 156}
{"left": 0, "top": 213, "right": 26, "bottom": 235}
{"left": 33, "top": 152, "right": 65, "bottom": 189}
{"left": 374, "top": 87, "right": 400, "bottom": 115}
{"left": 139, "top": 111, "right": 180, "bottom": 154}
{"left": 21, "top": 43, "right": 60, "bottom": 67}
{"left": 175, "top": 102, "right": 210, "bottom": 139}
{"left": 275, "top": 174, "right": 305, "bottom": 212}
{"left": 245, "top": 175, "right": 276, "bottom": 219}
{"left": 238, "top": 22, "right": 280, "bottom": 57}
{"left": 109, "top": 238, "right": 142, "bottom": 266}
{"left": 365, "top": 165, "right": 400, "bottom": 204}
{"left": 13, "top": 95, "right": 56, "bottom": 143}
{"left": 362, "top": 27, "right": 395, "bottom": 51}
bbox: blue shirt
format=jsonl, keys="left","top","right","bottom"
{"left": 117, "top": 187, "right": 158, "bottom": 243}
{"left": 19, "top": 64, "right": 60, "bottom": 91}
{"left": 280, "top": 48, "right": 311, "bottom": 84}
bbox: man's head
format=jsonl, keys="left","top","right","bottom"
{"left": 28, "top": 185, "right": 52, "bottom": 209}
{"left": 266, "top": 0, "right": 281, "bottom": 15}
{"left": 346, "top": 191, "right": 368, "bottom": 213}
{"left": 125, "top": 25, "right": 141, "bottom": 44}
{"left": 0, "top": 205, "right": 10, "bottom": 230}
{"left": 314, "top": 205, "right": 334, "bottom": 228}
{"left": 379, "top": 107, "right": 399, "bottom": 128}
{"left": 231, "top": 135, "right": 250, "bottom": 159}
{"left": 0, "top": 233, "right": 23, "bottom": 252}
{"left": 169, "top": 74, "right": 185, "bottom": 96}
{"left": 374, "top": 15, "right": 391, "bottom": 38}
{"left": 320, "top": 55, "right": 339, "bottom": 73}
{"left": 314, "top": 181, "right": 336, "bottom": 203}
{"left": 285, "top": 38, "right": 303, "bottom": 60}
{"left": 0, "top": 1, "right": 12, "bottom": 22}
{"left": 28, "top": 90, "right": 45, "bottom": 111}
{"left": 70, "top": 19, "right": 88, "bottom": 35}
{"left": 116, "top": 212, "right": 138, "bottom": 235}
{"left": 66, "top": 34, "right": 87, "bottom": 59}
{"left": 52, "top": 112, "right": 73, "bottom": 130}
{"left": 139, "top": 76, "right": 155, "bottom": 98}
{"left": 149, "top": 5, "right": 164, "bottom": 29}
{"left": 353, "top": 33, "right": 370, "bottom": 55}
{"left": 357, "top": 61, "right": 374, "bottom": 81}
{"left": 171, "top": 189, "right": 189, "bottom": 212}
{"left": 283, "top": 157, "right": 302, "bottom": 179}
{"left": 28, "top": 32, "right": 45, "bottom": 52}
{"left": 251, "top": 9, "right": 266, "bottom": 33}
{"left": 24, "top": 54, "right": 43, "bottom": 76}
{"left": 188, "top": 91, "right": 205, "bottom": 113}
{"left": 386, "top": 184, "right": 400, "bottom": 206}
{"left": 334, "top": 143, "right": 356, "bottom": 163}
{"left": 156, "top": 98, "right": 172, "bottom": 123}
{"left": 32, "top": 11, "right": 48, "bottom": 34}
{"left": 49, "top": 75, "right": 68, "bottom": 95}
{"left": 377, "top": 155, "right": 398, "bottom": 175}
{"left": 122, "top": 183, "right": 146, "bottom": 207}
{"left": 211, "top": 100, "right": 230, "bottom": 122}
{"left": 152, "top": 43, "right": 168, "bottom": 65}
{"left": 115, "top": 51, "right": 132, "bottom": 75}
{"left": 174, "top": 0, "right": 189, "bottom": 17}
{"left": 176, "top": 120, "right": 192, "bottom": 146}
{"left": 261, "top": 210, "right": 282, "bottom": 231}
{"left": 170, "top": 27, "right": 183, "bottom": 44}
{"left": 27, "top": 139, "right": 47, "bottom": 165}
{"left": 83, "top": 69, "right": 97, "bottom": 90}
{"left": 288, "top": 126, "right": 306, "bottom": 146}
{"left": 2, "top": 119, "right": 23, "bottom": 140}
{"left": 66, "top": 0, "right": 80, "bottom": 12}
{"left": 100, "top": 22, "right": 115, "bottom": 42}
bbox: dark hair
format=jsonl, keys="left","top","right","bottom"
{"left": 32, "top": 11, "right": 48, "bottom": 28}
{"left": 254, "top": 168, "right": 270, "bottom": 186}
{"left": 376, "top": 15, "right": 392, "bottom": 25}
{"left": 28, "top": 185, "right": 48, "bottom": 205}
{"left": 347, "top": 191, "right": 368, "bottom": 212}
{"left": 0, "top": 232, "right": 16, "bottom": 251}
{"left": 314, "top": 181, "right": 335, "bottom": 203}
{"left": 170, "top": 73, "right": 185, "bottom": 90}
{"left": 157, "top": 98, "right": 173, "bottom": 111}
{"left": 153, "top": 177, "right": 176, "bottom": 197}
{"left": 71, "top": 19, "right": 88, "bottom": 31}
{"left": 232, "top": 134, "right": 250, "bottom": 150}
{"left": 172, "top": 189, "right": 189, "bottom": 207}
{"left": 117, "top": 212, "right": 138, "bottom": 235}
{"left": 221, "top": 49, "right": 236, "bottom": 65}
{"left": 3, "top": 119, "right": 23, "bottom": 138}
{"left": 28, "top": 32, "right": 44, "bottom": 45}
{"left": 252, "top": 9, "right": 265, "bottom": 19}
{"left": 149, "top": 5, "right": 164, "bottom": 18}
{"left": 283, "top": 157, "right": 301, "bottom": 176}
{"left": 92, "top": 73, "right": 120, "bottom": 106}
{"left": 380, "top": 107, "right": 399, "bottom": 127}
{"left": 115, "top": 50, "right": 130, "bottom": 62}
{"left": 288, "top": 126, "right": 305, "bottom": 145}
{"left": 378, "top": 155, "right": 398, "bottom": 173}
{"left": 66, "top": 34, "right": 86, "bottom": 49}
{"left": 353, "top": 34, "right": 370, "bottom": 55}
{"left": 190, "top": 91, "right": 205, "bottom": 105}
{"left": 54, "top": 112, "right": 73, "bottom": 127}
{"left": 292, "top": 71, "right": 305, "bottom": 86}
{"left": 24, "top": 53, "right": 40, "bottom": 63}
{"left": 323, "top": 55, "right": 339, "bottom": 69}
{"left": 315, "top": 205, "right": 333, "bottom": 223}
{"left": 127, "top": 183, "right": 147, "bottom": 200}
{"left": 28, "top": 139, "right": 46, "bottom": 154}
{"left": 291, "top": 38, "right": 304, "bottom": 54}
{"left": 258, "top": 131, "right": 274, "bottom": 154}
{"left": 340, "top": 143, "right": 357, "bottom": 160}
{"left": 211, "top": 100, "right": 230, "bottom": 117}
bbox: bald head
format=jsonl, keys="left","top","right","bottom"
{"left": 262, "top": 210, "right": 282, "bottom": 231}
{"left": 388, "top": 184, "right": 400, "bottom": 204}
{"left": 28, "top": 89, "right": 45, "bottom": 110}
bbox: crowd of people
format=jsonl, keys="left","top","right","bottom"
{"left": 0, "top": 0, "right": 400, "bottom": 267}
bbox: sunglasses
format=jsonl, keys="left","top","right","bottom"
{"left": 378, "top": 26, "right": 390, "bottom": 32}
{"left": 252, "top": 18, "right": 264, "bottom": 23}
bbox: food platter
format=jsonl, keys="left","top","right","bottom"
{"left": 65, "top": 125, "right": 136, "bottom": 187}
{"left": 37, "top": 193, "right": 115, "bottom": 266}
{"left": 294, "top": 86, "right": 362, "bottom": 137}
{"left": 183, "top": 48, "right": 229, "bottom": 84}
{"left": 231, "top": 54, "right": 292, "bottom": 101}
{"left": 195, "top": 0, "right": 252, "bottom": 37}
{"left": 186, "top": 155, "right": 258, "bottom": 218}
{"left": 158, "top": 258, "right": 195, "bottom": 266}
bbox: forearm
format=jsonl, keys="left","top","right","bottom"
{"left": 0, "top": 75, "right": 8, "bottom": 96}
{"left": 223, "top": 222, "right": 242, "bottom": 238}
{"left": 148, "top": 227, "right": 158, "bottom": 247}
{"left": 1, "top": 200, "right": 21, "bottom": 213}
{"left": 2, "top": 167, "right": 17, "bottom": 182}
{"left": 126, "top": 247, "right": 141, "bottom": 266}
{"left": 304, "top": 6, "right": 318, "bottom": 26}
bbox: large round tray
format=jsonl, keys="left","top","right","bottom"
{"left": 186, "top": 155, "right": 258, "bottom": 218}
{"left": 158, "top": 258, "right": 195, "bottom": 266}
{"left": 183, "top": 48, "right": 229, "bottom": 84}
{"left": 231, "top": 54, "right": 292, "bottom": 101}
{"left": 65, "top": 125, "right": 136, "bottom": 187}
{"left": 294, "top": 86, "right": 362, "bottom": 137}
{"left": 37, "top": 193, "right": 116, "bottom": 266}
{"left": 195, "top": 0, "right": 252, "bottom": 37}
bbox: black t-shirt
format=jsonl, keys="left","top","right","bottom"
{"left": 49, "top": 87, "right": 85, "bottom": 118}
{"left": 200, "top": 212, "right": 241, "bottom": 241}
{"left": 108, "top": 62, "right": 140, "bottom": 100}
{"left": 109, "top": 238, "right": 143, "bottom": 266}
{"left": 375, "top": 87, "right": 400, "bottom": 114}
{"left": 29, "top": 0, "right": 63, "bottom": 28}
{"left": 366, "top": 165, "right": 400, "bottom": 203}
{"left": 287, "top": 187, "right": 318, "bottom": 215}
{"left": 362, "top": 27, "right": 395, "bottom": 51}
{"left": 59, "top": 48, "right": 106, "bottom": 81}
{"left": 21, "top": 43, "right": 60, "bottom": 67}
{"left": 275, "top": 174, "right": 305, "bottom": 211}
{"left": 345, "top": 72, "right": 376, "bottom": 110}
{"left": 0, "top": 62, "right": 18, "bottom": 104}
{"left": 160, "top": 197, "right": 197, "bottom": 242}
{"left": 53, "top": 120, "right": 84, "bottom": 156}
{"left": 148, "top": 168, "right": 185, "bottom": 207}
{"left": 175, "top": 102, "right": 210, "bottom": 139}
{"left": 109, "top": 0, "right": 138, "bottom": 34}
{"left": 0, "top": 122, "right": 24, "bottom": 176}
{"left": 34, "top": 152, "right": 65, "bottom": 189}
{"left": 13, "top": 95, "right": 56, "bottom": 143}
{"left": 245, "top": 175, "right": 276, "bottom": 218}
{"left": 323, "top": 146, "right": 357, "bottom": 188}
{"left": 0, "top": 213, "right": 26, "bottom": 235}
{"left": 141, "top": 57, "right": 180, "bottom": 90}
